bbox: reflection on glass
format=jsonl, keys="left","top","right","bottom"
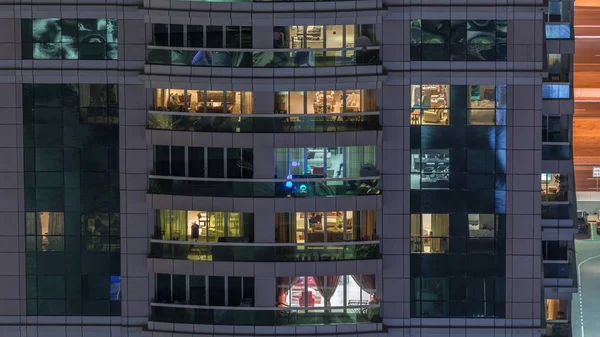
{"left": 542, "top": 84, "right": 570, "bottom": 99}
{"left": 410, "top": 20, "right": 507, "bottom": 61}
{"left": 410, "top": 149, "right": 450, "bottom": 190}
{"left": 23, "top": 18, "right": 118, "bottom": 60}
{"left": 410, "top": 214, "right": 449, "bottom": 253}
{"left": 545, "top": 24, "right": 571, "bottom": 39}
{"left": 412, "top": 278, "right": 449, "bottom": 317}
{"left": 410, "top": 85, "right": 450, "bottom": 125}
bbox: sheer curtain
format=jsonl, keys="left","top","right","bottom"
{"left": 276, "top": 277, "right": 299, "bottom": 305}
{"left": 314, "top": 276, "right": 341, "bottom": 308}
{"left": 275, "top": 213, "right": 295, "bottom": 243}
{"left": 360, "top": 210, "right": 376, "bottom": 240}
{"left": 351, "top": 274, "right": 376, "bottom": 296}
{"left": 430, "top": 214, "right": 449, "bottom": 252}
{"left": 156, "top": 210, "right": 172, "bottom": 239}
{"left": 171, "top": 210, "right": 187, "bottom": 241}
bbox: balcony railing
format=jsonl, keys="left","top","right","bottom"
{"left": 150, "top": 303, "right": 381, "bottom": 326}
{"left": 543, "top": 261, "right": 572, "bottom": 279}
{"left": 179, "top": 0, "right": 374, "bottom": 2}
{"left": 149, "top": 240, "right": 380, "bottom": 262}
{"left": 147, "top": 46, "right": 381, "bottom": 68}
{"left": 148, "top": 111, "right": 381, "bottom": 133}
{"left": 148, "top": 176, "right": 381, "bottom": 198}
{"left": 542, "top": 204, "right": 571, "bottom": 219}
{"left": 542, "top": 143, "right": 571, "bottom": 160}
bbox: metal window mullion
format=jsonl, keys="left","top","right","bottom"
{"left": 167, "top": 24, "right": 171, "bottom": 46}
{"left": 170, "top": 274, "right": 174, "bottom": 302}
{"left": 186, "top": 275, "right": 190, "bottom": 303}
{"left": 343, "top": 276, "right": 347, "bottom": 311}
{"left": 222, "top": 25, "right": 226, "bottom": 48}
{"left": 323, "top": 212, "right": 328, "bottom": 243}
{"left": 223, "top": 148, "right": 227, "bottom": 178}
{"left": 183, "top": 25, "right": 188, "bottom": 47}
{"left": 204, "top": 147, "right": 208, "bottom": 178}
{"left": 184, "top": 146, "right": 189, "bottom": 177}
{"left": 168, "top": 145, "right": 172, "bottom": 175}
{"left": 205, "top": 276, "right": 210, "bottom": 305}
{"left": 224, "top": 277, "right": 229, "bottom": 306}
{"left": 224, "top": 212, "right": 229, "bottom": 237}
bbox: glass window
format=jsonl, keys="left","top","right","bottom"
{"left": 190, "top": 275, "right": 206, "bottom": 305}
{"left": 277, "top": 275, "right": 376, "bottom": 308}
{"left": 412, "top": 278, "right": 449, "bottom": 317}
{"left": 206, "top": 26, "right": 223, "bottom": 48}
{"left": 468, "top": 85, "right": 496, "bottom": 125}
{"left": 325, "top": 25, "right": 344, "bottom": 49}
{"left": 275, "top": 146, "right": 377, "bottom": 179}
{"left": 542, "top": 84, "right": 570, "bottom": 99}
{"left": 24, "top": 18, "right": 117, "bottom": 60}
{"left": 410, "top": 85, "right": 450, "bottom": 125}
{"left": 155, "top": 210, "right": 252, "bottom": 243}
{"left": 411, "top": 20, "right": 506, "bottom": 61}
{"left": 468, "top": 214, "right": 496, "bottom": 238}
{"left": 546, "top": 299, "right": 568, "bottom": 321}
{"left": 225, "top": 26, "right": 241, "bottom": 48}
{"left": 545, "top": 24, "right": 571, "bottom": 39}
{"left": 276, "top": 211, "right": 375, "bottom": 244}
{"left": 187, "top": 25, "right": 203, "bottom": 48}
{"left": 241, "top": 27, "right": 252, "bottom": 49}
{"left": 541, "top": 173, "right": 568, "bottom": 202}
{"left": 542, "top": 114, "right": 568, "bottom": 142}
{"left": 410, "top": 149, "right": 450, "bottom": 190}
{"left": 169, "top": 24, "right": 184, "bottom": 47}
{"left": 156, "top": 273, "right": 171, "bottom": 302}
{"left": 542, "top": 241, "right": 569, "bottom": 261}
{"left": 410, "top": 214, "right": 449, "bottom": 253}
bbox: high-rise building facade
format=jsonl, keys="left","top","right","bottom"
{"left": 0, "top": 0, "right": 577, "bottom": 336}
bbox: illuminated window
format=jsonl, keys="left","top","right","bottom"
{"left": 541, "top": 173, "right": 568, "bottom": 202}
{"left": 410, "top": 85, "right": 450, "bottom": 125}
{"left": 410, "top": 149, "right": 450, "bottom": 190}
{"left": 410, "top": 214, "right": 450, "bottom": 253}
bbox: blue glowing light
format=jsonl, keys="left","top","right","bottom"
{"left": 285, "top": 181, "right": 293, "bottom": 188}
{"left": 299, "top": 184, "right": 307, "bottom": 191}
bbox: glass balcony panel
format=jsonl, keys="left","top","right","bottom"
{"left": 149, "top": 241, "right": 380, "bottom": 261}
{"left": 542, "top": 144, "right": 571, "bottom": 160}
{"left": 150, "top": 305, "right": 381, "bottom": 326}
{"left": 147, "top": 112, "right": 380, "bottom": 133}
{"left": 148, "top": 177, "right": 381, "bottom": 198}
{"left": 545, "top": 24, "right": 571, "bottom": 39}
{"left": 147, "top": 47, "right": 380, "bottom": 68}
